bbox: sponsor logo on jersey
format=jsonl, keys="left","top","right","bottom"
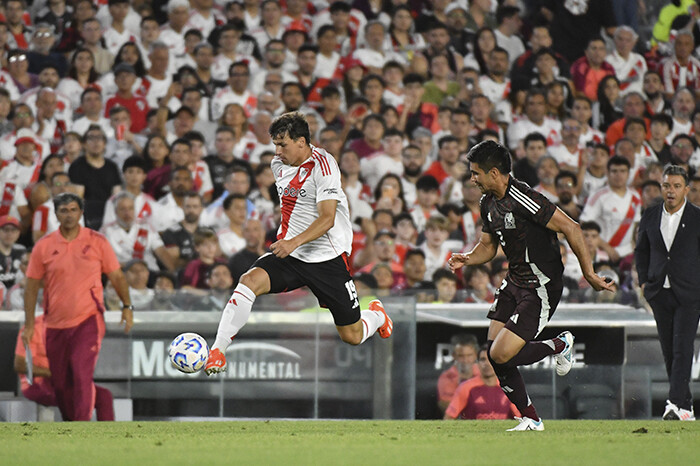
{"left": 278, "top": 186, "right": 307, "bottom": 198}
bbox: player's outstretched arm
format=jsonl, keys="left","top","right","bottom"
{"left": 448, "top": 232, "right": 498, "bottom": 271}
{"left": 546, "top": 208, "right": 615, "bottom": 292}
{"left": 271, "top": 199, "right": 338, "bottom": 258}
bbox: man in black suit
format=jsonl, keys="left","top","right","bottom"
{"left": 635, "top": 165, "right": 700, "bottom": 421}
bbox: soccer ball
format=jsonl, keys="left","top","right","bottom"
{"left": 169, "top": 333, "right": 209, "bottom": 373}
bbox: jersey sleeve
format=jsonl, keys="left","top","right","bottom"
{"left": 511, "top": 183, "right": 556, "bottom": 227}
{"left": 314, "top": 155, "right": 344, "bottom": 203}
{"left": 149, "top": 227, "right": 165, "bottom": 250}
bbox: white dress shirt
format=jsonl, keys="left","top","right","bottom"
{"left": 660, "top": 200, "right": 687, "bottom": 288}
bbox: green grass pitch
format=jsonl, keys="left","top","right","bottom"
{"left": 2, "top": 420, "right": 699, "bottom": 465}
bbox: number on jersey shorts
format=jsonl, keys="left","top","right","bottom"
{"left": 253, "top": 252, "right": 361, "bottom": 326}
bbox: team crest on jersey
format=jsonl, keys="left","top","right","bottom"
{"left": 298, "top": 167, "right": 308, "bottom": 181}
{"left": 504, "top": 212, "right": 516, "bottom": 229}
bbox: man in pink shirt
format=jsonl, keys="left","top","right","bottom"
{"left": 437, "top": 333, "right": 481, "bottom": 414}
{"left": 23, "top": 193, "right": 132, "bottom": 421}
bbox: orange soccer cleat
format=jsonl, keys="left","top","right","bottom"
{"left": 204, "top": 348, "right": 227, "bottom": 375}
{"left": 369, "top": 299, "right": 393, "bottom": 339}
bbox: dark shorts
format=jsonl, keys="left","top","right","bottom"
{"left": 253, "top": 252, "right": 361, "bottom": 326}
{"left": 486, "top": 278, "right": 563, "bottom": 341}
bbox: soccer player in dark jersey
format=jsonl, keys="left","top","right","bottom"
{"left": 448, "top": 140, "right": 614, "bottom": 431}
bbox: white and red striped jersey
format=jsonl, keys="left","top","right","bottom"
{"left": 0, "top": 181, "right": 28, "bottom": 219}
{"left": 507, "top": 116, "right": 562, "bottom": 150}
{"left": 479, "top": 76, "right": 511, "bottom": 108}
{"left": 579, "top": 126, "right": 604, "bottom": 146}
{"left": 272, "top": 145, "right": 352, "bottom": 263}
{"left": 548, "top": 143, "right": 583, "bottom": 169}
{"left": 101, "top": 219, "right": 165, "bottom": 270}
{"left": 193, "top": 161, "right": 214, "bottom": 198}
{"left": 661, "top": 56, "right": 700, "bottom": 94}
{"left": 102, "top": 191, "right": 159, "bottom": 228}
{"left": 606, "top": 51, "right": 647, "bottom": 96}
{"left": 580, "top": 186, "right": 641, "bottom": 257}
{"left": 0, "top": 159, "right": 41, "bottom": 194}
{"left": 103, "top": 27, "right": 139, "bottom": 56}
{"left": 211, "top": 53, "right": 259, "bottom": 82}
{"left": 185, "top": 9, "right": 226, "bottom": 39}
{"left": 210, "top": 87, "right": 258, "bottom": 120}
{"left": 0, "top": 70, "right": 20, "bottom": 101}
{"left": 666, "top": 117, "right": 693, "bottom": 144}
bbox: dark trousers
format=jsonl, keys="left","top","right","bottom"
{"left": 648, "top": 288, "right": 700, "bottom": 410}
{"left": 23, "top": 378, "right": 115, "bottom": 421}
{"left": 45, "top": 314, "right": 106, "bottom": 421}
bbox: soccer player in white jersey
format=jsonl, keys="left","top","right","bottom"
{"left": 205, "top": 112, "right": 393, "bottom": 375}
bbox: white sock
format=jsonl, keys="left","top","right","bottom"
{"left": 212, "top": 284, "right": 256, "bottom": 352}
{"left": 359, "top": 309, "right": 386, "bottom": 344}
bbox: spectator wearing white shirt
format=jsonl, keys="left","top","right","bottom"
{"left": 249, "top": 0, "right": 285, "bottom": 50}
{"left": 360, "top": 128, "right": 405, "bottom": 190}
{"left": 158, "top": 0, "right": 189, "bottom": 58}
{"left": 507, "top": 89, "right": 562, "bottom": 154}
{"left": 315, "top": 25, "right": 341, "bottom": 80}
{"left": 548, "top": 117, "right": 583, "bottom": 173}
{"left": 101, "top": 191, "right": 174, "bottom": 271}
{"left": 103, "top": 155, "right": 159, "bottom": 229}
{"left": 217, "top": 193, "right": 247, "bottom": 258}
{"left": 102, "top": 0, "right": 139, "bottom": 56}
{"left": 606, "top": 26, "right": 647, "bottom": 97}
{"left": 580, "top": 156, "right": 641, "bottom": 259}
{"left": 153, "top": 167, "right": 193, "bottom": 232}
{"left": 493, "top": 5, "right": 525, "bottom": 67}
{"left": 185, "top": 0, "right": 226, "bottom": 39}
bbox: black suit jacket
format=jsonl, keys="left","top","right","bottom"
{"left": 635, "top": 202, "right": 700, "bottom": 305}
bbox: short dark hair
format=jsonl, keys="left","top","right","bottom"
{"left": 404, "top": 248, "right": 425, "bottom": 261}
{"left": 317, "top": 24, "right": 335, "bottom": 40}
{"left": 650, "top": 113, "right": 673, "bottom": 130}
{"left": 320, "top": 85, "right": 340, "bottom": 99}
{"left": 269, "top": 112, "right": 311, "bottom": 145}
{"left": 416, "top": 175, "right": 440, "bottom": 192}
{"left": 223, "top": 193, "right": 247, "bottom": 210}
{"left": 467, "top": 140, "right": 512, "bottom": 174}
{"left": 438, "top": 135, "right": 458, "bottom": 149}
{"left": 403, "top": 72, "right": 425, "bottom": 86}
{"left": 663, "top": 164, "right": 689, "bottom": 185}
{"left": 555, "top": 170, "right": 577, "bottom": 186}
{"left": 607, "top": 155, "right": 631, "bottom": 170}
{"left": 433, "top": 268, "right": 457, "bottom": 283}
{"left": 641, "top": 179, "right": 661, "bottom": 191}
{"left": 496, "top": 5, "right": 520, "bottom": 24}
{"left": 53, "top": 192, "right": 84, "bottom": 212}
{"left": 298, "top": 43, "right": 318, "bottom": 56}
{"left": 580, "top": 221, "right": 601, "bottom": 233}
{"left": 623, "top": 117, "right": 646, "bottom": 133}
{"left": 523, "top": 132, "right": 547, "bottom": 147}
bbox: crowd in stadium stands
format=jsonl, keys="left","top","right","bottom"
{"left": 0, "top": 0, "right": 699, "bottom": 312}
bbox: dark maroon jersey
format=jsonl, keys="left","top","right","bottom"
{"left": 480, "top": 177, "right": 562, "bottom": 289}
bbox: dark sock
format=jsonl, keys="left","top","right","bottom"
{"left": 508, "top": 338, "right": 565, "bottom": 367}
{"left": 489, "top": 347, "right": 540, "bottom": 421}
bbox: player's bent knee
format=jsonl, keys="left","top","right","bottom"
{"left": 239, "top": 268, "right": 271, "bottom": 296}
{"left": 488, "top": 346, "right": 511, "bottom": 365}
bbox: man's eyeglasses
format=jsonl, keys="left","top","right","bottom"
{"left": 9, "top": 55, "right": 27, "bottom": 63}
{"left": 35, "top": 31, "right": 53, "bottom": 39}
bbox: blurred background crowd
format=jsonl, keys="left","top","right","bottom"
{"left": 0, "top": 0, "right": 697, "bottom": 312}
